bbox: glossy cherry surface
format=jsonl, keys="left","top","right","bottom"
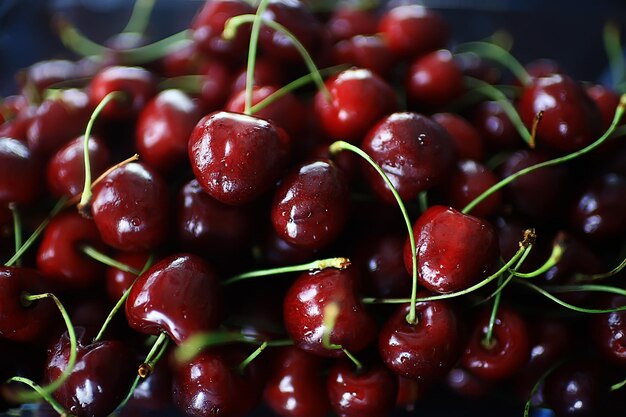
{"left": 406, "top": 49, "right": 464, "bottom": 111}
{"left": 0, "top": 137, "right": 41, "bottom": 204}
{"left": 592, "top": 295, "right": 626, "bottom": 366}
{"left": 327, "top": 6, "right": 378, "bottom": 42}
{"left": 432, "top": 112, "right": 485, "bottom": 161}
{"left": 586, "top": 84, "right": 621, "bottom": 130}
{"left": 441, "top": 159, "right": 502, "bottom": 218}
{"left": 471, "top": 101, "right": 523, "bottom": 150}
{"left": 105, "top": 251, "right": 151, "bottom": 302}
{"left": 542, "top": 361, "right": 605, "bottom": 417}
{"left": 332, "top": 35, "right": 395, "bottom": 78}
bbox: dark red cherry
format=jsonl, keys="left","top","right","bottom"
{"left": 125, "top": 254, "right": 221, "bottom": 345}
{"left": 518, "top": 74, "right": 603, "bottom": 153}
{"left": 471, "top": 101, "right": 524, "bottom": 150}
{"left": 314, "top": 68, "right": 398, "bottom": 143}
{"left": 327, "top": 360, "right": 398, "bottom": 417}
{"left": 461, "top": 306, "right": 530, "bottom": 381}
{"left": 0, "top": 137, "right": 41, "bottom": 204}
{"left": 26, "top": 89, "right": 92, "bottom": 156}
{"left": 432, "top": 112, "right": 485, "bottom": 161}
{"left": 378, "top": 5, "right": 449, "bottom": 59}
{"left": 332, "top": 35, "right": 395, "bottom": 78}
{"left": 259, "top": 228, "right": 317, "bottom": 266}
{"left": 403, "top": 206, "right": 500, "bottom": 294}
{"left": 124, "top": 354, "right": 172, "bottom": 411}
{"left": 0, "top": 104, "right": 36, "bottom": 141}
{"left": 570, "top": 173, "right": 626, "bottom": 240}
{"left": 271, "top": 158, "right": 349, "bottom": 250}
{"left": 395, "top": 376, "right": 431, "bottom": 411}
{"left": 378, "top": 301, "right": 461, "bottom": 381}
{"left": 46, "top": 135, "right": 111, "bottom": 198}
{"left": 105, "top": 251, "right": 151, "bottom": 302}
{"left": 91, "top": 162, "right": 169, "bottom": 251}
{"left": 446, "top": 367, "right": 493, "bottom": 398}
{"left": 135, "top": 89, "right": 201, "bottom": 175}
{"left": 0, "top": 267, "right": 55, "bottom": 342}
{"left": 441, "top": 159, "right": 502, "bottom": 218}
{"left": 586, "top": 84, "right": 621, "bottom": 130}
{"left": 37, "top": 211, "right": 106, "bottom": 288}
{"left": 188, "top": 111, "right": 291, "bottom": 205}
{"left": 263, "top": 346, "right": 330, "bottom": 417}
{"left": 361, "top": 112, "right": 456, "bottom": 204}
{"left": 455, "top": 53, "right": 501, "bottom": 85}
{"left": 406, "top": 49, "right": 464, "bottom": 111}
{"left": 327, "top": 6, "right": 378, "bottom": 42}
{"left": 22, "top": 59, "right": 79, "bottom": 93}
{"left": 541, "top": 232, "right": 603, "bottom": 287}
{"left": 172, "top": 347, "right": 263, "bottom": 417}
{"left": 197, "top": 60, "right": 234, "bottom": 113}
{"left": 191, "top": 0, "right": 253, "bottom": 61}
{"left": 89, "top": 66, "right": 157, "bottom": 120}
{"left": 231, "top": 57, "right": 287, "bottom": 93}
{"left": 543, "top": 361, "right": 606, "bottom": 417}
{"left": 592, "top": 294, "right": 626, "bottom": 367}
{"left": 525, "top": 58, "right": 562, "bottom": 80}
{"left": 46, "top": 328, "right": 136, "bottom": 417}
{"left": 160, "top": 39, "right": 204, "bottom": 78}
{"left": 283, "top": 267, "right": 376, "bottom": 357}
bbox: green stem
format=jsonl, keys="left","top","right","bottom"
{"left": 418, "top": 191, "right": 428, "bottom": 213}
{"left": 9, "top": 204, "right": 22, "bottom": 266}
{"left": 82, "top": 245, "right": 140, "bottom": 275}
{"left": 482, "top": 276, "right": 503, "bottom": 348}
{"left": 238, "top": 342, "right": 268, "bottom": 373}
{"left": 322, "top": 302, "right": 342, "bottom": 350}
{"left": 175, "top": 332, "right": 260, "bottom": 364}
{"left": 158, "top": 74, "right": 203, "bottom": 93}
{"left": 243, "top": 0, "right": 270, "bottom": 114}
{"left": 510, "top": 235, "right": 565, "bottom": 279}
{"left": 577, "top": 256, "right": 626, "bottom": 281}
{"left": 224, "top": 15, "right": 331, "bottom": 103}
{"left": 523, "top": 360, "right": 564, "bottom": 417}
{"left": 540, "top": 284, "right": 626, "bottom": 298}
{"left": 78, "top": 91, "right": 124, "bottom": 212}
{"left": 342, "top": 348, "right": 363, "bottom": 372}
{"left": 611, "top": 377, "right": 626, "bottom": 392}
{"left": 122, "top": 0, "right": 156, "bottom": 34}
{"left": 455, "top": 41, "right": 531, "bottom": 86}
{"left": 57, "top": 17, "right": 105, "bottom": 57}
{"left": 222, "top": 257, "right": 350, "bottom": 286}
{"left": 328, "top": 140, "right": 418, "bottom": 324}
{"left": 475, "top": 246, "right": 533, "bottom": 305}
{"left": 461, "top": 94, "right": 626, "bottom": 214}
{"left": 4, "top": 198, "right": 67, "bottom": 267}
{"left": 116, "top": 31, "right": 191, "bottom": 64}
{"left": 604, "top": 22, "right": 626, "bottom": 87}
{"left": 4, "top": 377, "right": 67, "bottom": 415}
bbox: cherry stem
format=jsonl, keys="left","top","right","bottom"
{"left": 222, "top": 257, "right": 350, "bottom": 286}
{"left": 81, "top": 245, "right": 140, "bottom": 275}
{"left": 93, "top": 255, "right": 153, "bottom": 344}
{"left": 523, "top": 360, "right": 564, "bottom": 417}
{"left": 529, "top": 110, "right": 543, "bottom": 149}
{"left": 455, "top": 41, "right": 531, "bottom": 86}
{"left": 513, "top": 279, "right": 626, "bottom": 314}
{"left": 604, "top": 21, "right": 626, "bottom": 87}
{"left": 418, "top": 191, "right": 428, "bottom": 213}
{"left": 540, "top": 284, "right": 626, "bottom": 298}
{"left": 611, "top": 376, "right": 626, "bottom": 392}
{"left": 4, "top": 377, "right": 67, "bottom": 415}
{"left": 243, "top": 0, "right": 270, "bottom": 114}
{"left": 249, "top": 64, "right": 349, "bottom": 114}
{"left": 510, "top": 234, "right": 565, "bottom": 279}
{"left": 320, "top": 302, "right": 363, "bottom": 371}
{"left": 4, "top": 198, "right": 68, "bottom": 267}
{"left": 8, "top": 204, "right": 22, "bottom": 266}
{"left": 78, "top": 91, "right": 124, "bottom": 213}
{"left": 223, "top": 15, "right": 331, "bottom": 103}
{"left": 56, "top": 17, "right": 104, "bottom": 57}
{"left": 577, "top": 255, "right": 626, "bottom": 282}
{"left": 342, "top": 348, "right": 364, "bottom": 373}
{"left": 122, "top": 0, "right": 156, "bottom": 34}
{"left": 476, "top": 245, "right": 533, "bottom": 306}
{"left": 328, "top": 140, "right": 418, "bottom": 325}
{"left": 238, "top": 341, "right": 268, "bottom": 373}
{"left": 13, "top": 293, "right": 77, "bottom": 403}
{"left": 158, "top": 74, "right": 203, "bottom": 93}
{"left": 463, "top": 76, "right": 533, "bottom": 147}
{"left": 462, "top": 94, "right": 626, "bottom": 214}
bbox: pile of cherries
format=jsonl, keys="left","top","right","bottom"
{"left": 1, "top": 1, "right": 626, "bottom": 416}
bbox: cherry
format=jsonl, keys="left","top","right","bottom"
{"left": 461, "top": 306, "right": 530, "bottom": 381}
{"left": 197, "top": 60, "right": 234, "bottom": 114}
{"left": 125, "top": 253, "right": 221, "bottom": 345}
{"left": 470, "top": 101, "right": 524, "bottom": 150}
{"left": 332, "top": 35, "right": 395, "bottom": 78}
{"left": 518, "top": 74, "right": 603, "bottom": 153}
{"left": 26, "top": 89, "right": 92, "bottom": 156}
{"left": 263, "top": 346, "right": 330, "bottom": 417}
{"left": 326, "top": 6, "right": 378, "bottom": 42}
{"left": 271, "top": 158, "right": 349, "bottom": 250}
{"left": 378, "top": 5, "right": 449, "bottom": 59}
{"left": 91, "top": 162, "right": 169, "bottom": 251}
{"left": 446, "top": 367, "right": 493, "bottom": 398}
{"left": 259, "top": 228, "right": 318, "bottom": 266}
{"left": 440, "top": 160, "right": 502, "bottom": 218}
{"left": 592, "top": 294, "right": 626, "bottom": 367}
{"left": 283, "top": 266, "right": 376, "bottom": 357}
{"left": 0, "top": 267, "right": 55, "bottom": 343}
{"left": 0, "top": 105, "right": 36, "bottom": 141}
{"left": 36, "top": 210, "right": 106, "bottom": 288}
{"left": 494, "top": 216, "right": 551, "bottom": 274}
{"left": 124, "top": 352, "right": 172, "bottom": 411}
{"left": 21, "top": 59, "right": 79, "bottom": 93}
{"left": 105, "top": 251, "right": 151, "bottom": 302}
{"left": 135, "top": 89, "right": 201, "bottom": 174}
{"left": 395, "top": 375, "right": 431, "bottom": 411}
{"left": 378, "top": 301, "right": 461, "bottom": 381}
{"left": 45, "top": 328, "right": 136, "bottom": 417}
{"left": 542, "top": 361, "right": 606, "bottom": 417}
{"left": 188, "top": 111, "right": 291, "bottom": 205}
{"left": 327, "top": 360, "right": 398, "bottom": 417}
{"left": 172, "top": 346, "right": 263, "bottom": 417}
{"left": 314, "top": 68, "right": 398, "bottom": 143}
{"left": 403, "top": 206, "right": 499, "bottom": 294}
{"left": 361, "top": 112, "right": 456, "bottom": 204}
{"left": 586, "top": 84, "right": 621, "bottom": 130}
{"left": 525, "top": 58, "right": 562, "bottom": 80}
{"left": 191, "top": 0, "right": 253, "bottom": 61}
{"left": 0, "top": 137, "right": 41, "bottom": 205}
{"left": 456, "top": 53, "right": 502, "bottom": 85}
{"left": 160, "top": 40, "right": 204, "bottom": 78}
{"left": 231, "top": 57, "right": 287, "bottom": 93}
{"left": 89, "top": 66, "right": 157, "bottom": 120}
{"left": 406, "top": 49, "right": 465, "bottom": 111}
{"left": 46, "top": 135, "right": 111, "bottom": 198}
{"left": 432, "top": 112, "right": 485, "bottom": 162}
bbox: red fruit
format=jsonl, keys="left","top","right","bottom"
{"left": 231, "top": 57, "right": 287, "bottom": 92}
{"left": 471, "top": 101, "right": 523, "bottom": 150}
{"left": 197, "top": 60, "right": 234, "bottom": 113}
{"left": 593, "top": 295, "right": 626, "bottom": 367}
{"left": 432, "top": 112, "right": 485, "bottom": 162}
{"left": 105, "top": 251, "right": 151, "bottom": 302}
{"left": 22, "top": 59, "right": 79, "bottom": 93}
{"left": 327, "top": 6, "right": 378, "bottom": 42}
{"left": 332, "top": 35, "right": 395, "bottom": 78}
{"left": 403, "top": 206, "right": 500, "bottom": 294}
{"left": 0, "top": 137, "right": 41, "bottom": 204}
{"left": 586, "top": 84, "right": 621, "bottom": 130}
{"left": 441, "top": 159, "right": 502, "bottom": 218}
{"left": 406, "top": 49, "right": 464, "bottom": 110}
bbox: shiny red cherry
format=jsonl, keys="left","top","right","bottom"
{"left": 197, "top": 60, "right": 234, "bottom": 113}
{"left": 470, "top": 101, "right": 524, "bottom": 150}
{"left": 332, "top": 35, "right": 395, "bottom": 78}
{"left": 327, "top": 6, "right": 378, "bottom": 42}
{"left": 231, "top": 57, "right": 287, "bottom": 92}
{"left": 586, "top": 84, "right": 621, "bottom": 130}
{"left": 542, "top": 361, "right": 606, "bottom": 417}
{"left": 432, "top": 112, "right": 485, "bottom": 161}
{"left": 0, "top": 137, "right": 41, "bottom": 205}
{"left": 592, "top": 295, "right": 626, "bottom": 367}
{"left": 406, "top": 49, "right": 464, "bottom": 111}
{"left": 125, "top": 254, "right": 221, "bottom": 345}
{"left": 403, "top": 206, "right": 500, "bottom": 294}
{"left": 22, "top": 59, "right": 79, "bottom": 93}
{"left": 105, "top": 251, "right": 151, "bottom": 302}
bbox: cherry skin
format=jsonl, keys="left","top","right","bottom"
{"left": 91, "top": 162, "right": 169, "bottom": 251}
{"left": 327, "top": 360, "right": 398, "bottom": 417}
{"left": 0, "top": 267, "right": 55, "bottom": 343}
{"left": 105, "top": 251, "right": 151, "bottom": 302}
{"left": 0, "top": 105, "right": 36, "bottom": 141}
{"left": 327, "top": 6, "right": 378, "bottom": 42}
{"left": 188, "top": 111, "right": 291, "bottom": 206}
{"left": 470, "top": 101, "right": 524, "bottom": 150}
{"left": 259, "top": 228, "right": 317, "bottom": 266}
{"left": 36, "top": 210, "right": 106, "bottom": 288}
{"left": 22, "top": 59, "right": 79, "bottom": 93}
{"left": 378, "top": 301, "right": 461, "bottom": 381}
{"left": 395, "top": 375, "right": 432, "bottom": 411}
{"left": 461, "top": 306, "right": 530, "bottom": 381}
{"left": 314, "top": 68, "right": 398, "bottom": 143}
{"left": 518, "top": 74, "right": 603, "bottom": 153}
{"left": 0, "top": 137, "right": 41, "bottom": 205}
{"left": 197, "top": 61, "right": 234, "bottom": 114}
{"left": 542, "top": 361, "right": 606, "bottom": 417}
{"left": 123, "top": 353, "right": 173, "bottom": 412}
{"left": 263, "top": 346, "right": 330, "bottom": 417}
{"left": 378, "top": 5, "right": 449, "bottom": 59}
{"left": 125, "top": 253, "right": 221, "bottom": 345}
{"left": 135, "top": 89, "right": 201, "bottom": 175}
{"left": 271, "top": 158, "right": 349, "bottom": 250}
{"left": 283, "top": 266, "right": 376, "bottom": 357}
{"left": 525, "top": 58, "right": 562, "bottom": 80}
{"left": 586, "top": 84, "right": 621, "bottom": 130}
{"left": 46, "top": 135, "right": 111, "bottom": 198}
{"left": 445, "top": 367, "right": 493, "bottom": 399}
{"left": 432, "top": 112, "right": 485, "bottom": 161}
{"left": 403, "top": 206, "right": 500, "bottom": 294}
{"left": 592, "top": 294, "right": 626, "bottom": 367}
{"left": 46, "top": 328, "right": 136, "bottom": 417}
{"left": 332, "top": 35, "right": 395, "bottom": 78}
{"left": 406, "top": 49, "right": 464, "bottom": 111}
{"left": 361, "top": 112, "right": 456, "bottom": 204}
{"left": 231, "top": 57, "right": 287, "bottom": 93}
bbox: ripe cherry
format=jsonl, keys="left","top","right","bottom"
{"left": 406, "top": 49, "right": 464, "bottom": 111}
{"left": 332, "top": 35, "right": 395, "bottom": 78}
{"left": 0, "top": 137, "right": 41, "bottom": 205}
{"left": 586, "top": 84, "right": 621, "bottom": 130}
{"left": 327, "top": 6, "right": 378, "bottom": 42}
{"left": 21, "top": 59, "right": 79, "bottom": 93}
{"left": 432, "top": 112, "right": 485, "bottom": 162}
{"left": 197, "top": 60, "right": 234, "bottom": 113}
{"left": 105, "top": 251, "right": 151, "bottom": 302}
{"left": 542, "top": 361, "right": 606, "bottom": 417}
{"left": 592, "top": 295, "right": 626, "bottom": 367}
{"left": 231, "top": 57, "right": 287, "bottom": 93}
{"left": 440, "top": 160, "right": 502, "bottom": 218}
{"left": 471, "top": 101, "right": 523, "bottom": 150}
